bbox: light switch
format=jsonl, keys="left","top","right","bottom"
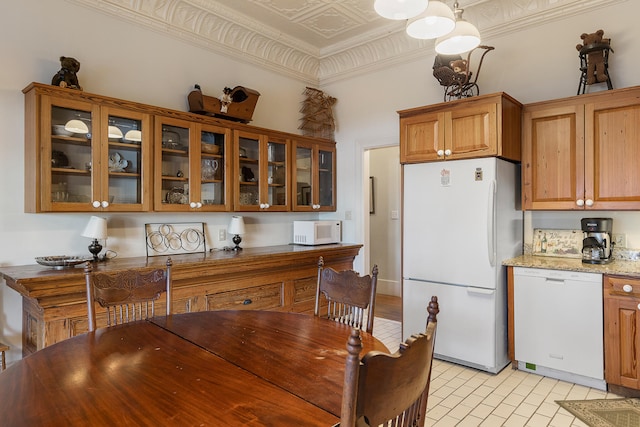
{"left": 391, "top": 210, "right": 399, "bottom": 220}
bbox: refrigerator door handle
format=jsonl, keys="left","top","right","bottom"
{"left": 467, "top": 287, "right": 495, "bottom": 296}
{"left": 487, "top": 180, "right": 496, "bottom": 267}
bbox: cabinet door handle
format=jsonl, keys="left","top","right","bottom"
{"left": 92, "top": 200, "right": 101, "bottom": 208}
{"left": 101, "top": 200, "right": 109, "bottom": 208}
{"left": 437, "top": 149, "right": 444, "bottom": 157}
{"left": 243, "top": 299, "right": 252, "bottom": 305}
{"left": 576, "top": 199, "right": 585, "bottom": 207}
{"left": 623, "top": 284, "right": 633, "bottom": 293}
{"left": 585, "top": 199, "right": 594, "bottom": 207}
{"left": 444, "top": 149, "right": 452, "bottom": 156}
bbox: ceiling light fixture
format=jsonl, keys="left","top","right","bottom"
{"left": 376, "top": 1, "right": 481, "bottom": 55}
{"left": 406, "top": 1, "right": 456, "bottom": 39}
{"left": 374, "top": 0, "right": 428, "bottom": 20}
{"left": 434, "top": 2, "right": 481, "bottom": 54}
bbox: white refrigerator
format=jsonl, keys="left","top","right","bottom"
{"left": 402, "top": 157, "right": 523, "bottom": 373}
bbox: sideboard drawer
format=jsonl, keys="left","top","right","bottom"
{"left": 207, "top": 283, "right": 283, "bottom": 311}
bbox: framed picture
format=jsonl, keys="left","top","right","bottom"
{"left": 369, "top": 176, "right": 375, "bottom": 214}
{"left": 145, "top": 222, "right": 206, "bottom": 257}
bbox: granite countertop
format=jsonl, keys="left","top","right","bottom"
{"left": 503, "top": 254, "right": 640, "bottom": 277}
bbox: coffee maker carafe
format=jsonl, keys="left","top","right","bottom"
{"left": 581, "top": 218, "right": 613, "bottom": 264}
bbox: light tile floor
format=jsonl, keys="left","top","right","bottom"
{"left": 373, "top": 317, "right": 622, "bottom": 427}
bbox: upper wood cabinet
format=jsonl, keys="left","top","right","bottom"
{"left": 154, "top": 116, "right": 232, "bottom": 212}
{"left": 291, "top": 136, "right": 336, "bottom": 211}
{"left": 24, "top": 83, "right": 152, "bottom": 213}
{"left": 234, "top": 130, "right": 290, "bottom": 212}
{"left": 522, "top": 86, "right": 640, "bottom": 210}
{"left": 23, "top": 82, "right": 337, "bottom": 213}
{"left": 398, "top": 92, "right": 522, "bottom": 164}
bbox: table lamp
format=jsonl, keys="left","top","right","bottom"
{"left": 228, "top": 216, "right": 245, "bottom": 251}
{"left": 81, "top": 216, "right": 107, "bottom": 261}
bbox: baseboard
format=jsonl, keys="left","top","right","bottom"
{"left": 377, "top": 279, "right": 400, "bottom": 296}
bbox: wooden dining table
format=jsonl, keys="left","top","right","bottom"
{"left": 0, "top": 310, "right": 388, "bottom": 426}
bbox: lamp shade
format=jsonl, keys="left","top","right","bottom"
{"left": 81, "top": 216, "right": 107, "bottom": 240}
{"left": 374, "top": 0, "right": 428, "bottom": 20}
{"left": 406, "top": 1, "right": 455, "bottom": 39}
{"left": 228, "top": 216, "right": 245, "bottom": 235}
{"left": 64, "top": 119, "right": 89, "bottom": 134}
{"left": 435, "top": 18, "right": 480, "bottom": 54}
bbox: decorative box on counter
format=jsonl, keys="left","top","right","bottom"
{"left": 532, "top": 229, "right": 582, "bottom": 258}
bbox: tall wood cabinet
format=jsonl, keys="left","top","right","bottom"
{"left": 604, "top": 275, "right": 640, "bottom": 391}
{"left": 522, "top": 86, "right": 640, "bottom": 210}
{"left": 23, "top": 82, "right": 336, "bottom": 213}
{"left": 398, "top": 92, "right": 522, "bottom": 164}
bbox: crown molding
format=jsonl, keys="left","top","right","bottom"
{"left": 67, "top": 0, "right": 625, "bottom": 85}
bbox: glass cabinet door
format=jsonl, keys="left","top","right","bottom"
{"left": 100, "top": 107, "right": 151, "bottom": 211}
{"left": 155, "top": 118, "right": 193, "bottom": 211}
{"left": 236, "top": 132, "right": 261, "bottom": 210}
{"left": 197, "top": 124, "right": 232, "bottom": 211}
{"left": 317, "top": 146, "right": 335, "bottom": 210}
{"left": 45, "top": 97, "right": 98, "bottom": 212}
{"left": 294, "top": 145, "right": 313, "bottom": 210}
{"left": 265, "top": 137, "right": 288, "bottom": 211}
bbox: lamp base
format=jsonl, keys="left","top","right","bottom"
{"left": 88, "top": 239, "right": 103, "bottom": 262}
{"left": 232, "top": 234, "right": 243, "bottom": 251}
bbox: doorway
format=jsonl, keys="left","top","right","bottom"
{"left": 365, "top": 146, "right": 402, "bottom": 321}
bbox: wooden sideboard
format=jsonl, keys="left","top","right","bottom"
{"left": 1, "top": 244, "right": 361, "bottom": 356}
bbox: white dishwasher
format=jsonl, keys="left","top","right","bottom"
{"left": 513, "top": 267, "right": 605, "bottom": 390}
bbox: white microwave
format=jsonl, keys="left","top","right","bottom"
{"left": 293, "top": 220, "right": 341, "bottom": 245}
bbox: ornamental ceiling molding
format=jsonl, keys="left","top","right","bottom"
{"left": 68, "top": 0, "right": 623, "bottom": 85}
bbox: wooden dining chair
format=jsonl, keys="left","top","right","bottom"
{"left": 0, "top": 342, "right": 8, "bottom": 371}
{"left": 315, "top": 256, "right": 378, "bottom": 333}
{"left": 84, "top": 258, "right": 172, "bottom": 332}
{"left": 340, "top": 296, "right": 439, "bottom": 427}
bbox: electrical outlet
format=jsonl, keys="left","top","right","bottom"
{"left": 613, "top": 233, "right": 626, "bottom": 247}
{"left": 218, "top": 228, "right": 227, "bottom": 241}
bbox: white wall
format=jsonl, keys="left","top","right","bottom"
{"left": 324, "top": 1, "right": 640, "bottom": 272}
{"left": 0, "top": 0, "right": 323, "bottom": 363}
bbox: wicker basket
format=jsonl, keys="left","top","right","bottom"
{"left": 201, "top": 143, "right": 220, "bottom": 154}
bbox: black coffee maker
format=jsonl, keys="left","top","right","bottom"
{"left": 581, "top": 218, "right": 613, "bottom": 264}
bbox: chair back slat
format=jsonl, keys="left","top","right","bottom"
{"left": 340, "top": 296, "right": 439, "bottom": 427}
{"left": 85, "top": 258, "right": 172, "bottom": 331}
{"left": 315, "top": 256, "right": 378, "bottom": 333}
